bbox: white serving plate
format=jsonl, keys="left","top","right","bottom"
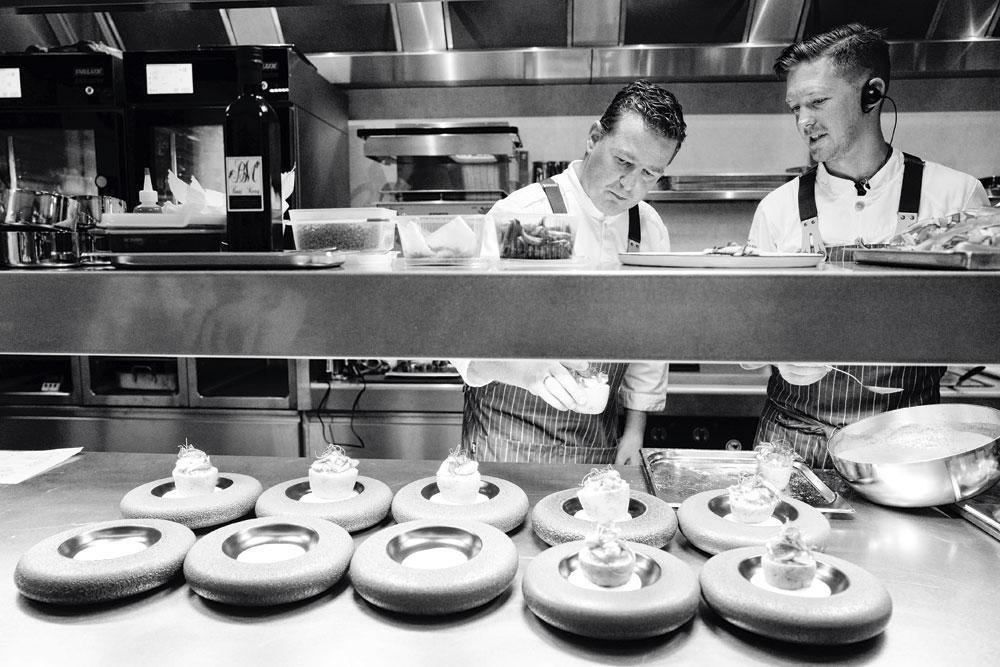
{"left": 619, "top": 251, "right": 825, "bottom": 268}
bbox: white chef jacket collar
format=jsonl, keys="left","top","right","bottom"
{"left": 566, "top": 160, "right": 607, "bottom": 221}
{"left": 816, "top": 147, "right": 901, "bottom": 198}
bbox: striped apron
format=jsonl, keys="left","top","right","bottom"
{"left": 754, "top": 152, "right": 945, "bottom": 467}
{"left": 461, "top": 179, "right": 641, "bottom": 463}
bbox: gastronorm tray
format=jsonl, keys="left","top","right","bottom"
{"left": 853, "top": 247, "right": 1000, "bottom": 270}
{"left": 640, "top": 448, "right": 854, "bottom": 514}
{"left": 108, "top": 250, "right": 344, "bottom": 270}
{"left": 953, "top": 484, "right": 1000, "bottom": 541}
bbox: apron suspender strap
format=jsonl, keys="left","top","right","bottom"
{"left": 541, "top": 177, "right": 642, "bottom": 252}
{"left": 897, "top": 152, "right": 924, "bottom": 226}
{"left": 797, "top": 168, "right": 823, "bottom": 253}
{"left": 540, "top": 178, "right": 567, "bottom": 214}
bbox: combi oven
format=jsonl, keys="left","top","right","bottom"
{"left": 123, "top": 45, "right": 349, "bottom": 211}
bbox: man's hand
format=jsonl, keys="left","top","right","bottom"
{"left": 776, "top": 363, "right": 830, "bottom": 386}
{"left": 466, "top": 360, "right": 588, "bottom": 410}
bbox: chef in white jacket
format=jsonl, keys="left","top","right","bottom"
{"left": 747, "top": 24, "right": 990, "bottom": 466}
{"left": 454, "top": 81, "right": 687, "bottom": 465}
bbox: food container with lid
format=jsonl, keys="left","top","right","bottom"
{"left": 395, "top": 214, "right": 491, "bottom": 266}
{"left": 493, "top": 213, "right": 578, "bottom": 262}
{"left": 287, "top": 208, "right": 396, "bottom": 252}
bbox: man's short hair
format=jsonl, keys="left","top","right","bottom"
{"left": 773, "top": 23, "right": 890, "bottom": 87}
{"left": 597, "top": 80, "right": 687, "bottom": 147}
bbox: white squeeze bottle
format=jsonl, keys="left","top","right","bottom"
{"left": 133, "top": 168, "right": 162, "bottom": 213}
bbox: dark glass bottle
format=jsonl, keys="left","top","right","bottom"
{"left": 223, "top": 46, "right": 283, "bottom": 251}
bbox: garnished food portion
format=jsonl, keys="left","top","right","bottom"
{"left": 727, "top": 472, "right": 778, "bottom": 524}
{"left": 578, "top": 466, "right": 631, "bottom": 524}
{"left": 762, "top": 526, "right": 817, "bottom": 590}
{"left": 889, "top": 207, "right": 1000, "bottom": 251}
{"left": 172, "top": 439, "right": 219, "bottom": 497}
{"left": 435, "top": 446, "right": 482, "bottom": 504}
{"left": 577, "top": 523, "right": 637, "bottom": 587}
{"left": 397, "top": 215, "right": 481, "bottom": 259}
{"left": 703, "top": 241, "right": 760, "bottom": 256}
{"left": 755, "top": 441, "right": 795, "bottom": 490}
{"left": 572, "top": 365, "right": 610, "bottom": 414}
{"left": 308, "top": 444, "right": 360, "bottom": 501}
{"left": 498, "top": 216, "right": 574, "bottom": 259}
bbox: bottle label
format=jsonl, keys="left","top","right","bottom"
{"left": 225, "top": 156, "right": 264, "bottom": 212}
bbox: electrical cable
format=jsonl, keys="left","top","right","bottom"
{"left": 314, "top": 375, "right": 336, "bottom": 449}
{"left": 349, "top": 371, "right": 368, "bottom": 450}
{"left": 884, "top": 94, "right": 898, "bottom": 145}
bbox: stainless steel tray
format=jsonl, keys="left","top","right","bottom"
{"left": 953, "top": 484, "right": 1000, "bottom": 541}
{"left": 108, "top": 250, "right": 344, "bottom": 270}
{"left": 853, "top": 247, "right": 1000, "bottom": 270}
{"left": 640, "top": 448, "right": 854, "bottom": 514}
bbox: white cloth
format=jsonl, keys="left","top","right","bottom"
{"left": 453, "top": 161, "right": 671, "bottom": 412}
{"left": 749, "top": 150, "right": 991, "bottom": 251}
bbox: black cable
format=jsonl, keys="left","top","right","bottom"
{"left": 314, "top": 375, "right": 336, "bottom": 448}
{"left": 884, "top": 95, "right": 898, "bottom": 145}
{"left": 349, "top": 371, "right": 368, "bottom": 450}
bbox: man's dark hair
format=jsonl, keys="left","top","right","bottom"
{"left": 773, "top": 23, "right": 890, "bottom": 87}
{"left": 597, "top": 80, "right": 687, "bottom": 147}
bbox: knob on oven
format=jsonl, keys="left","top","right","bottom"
{"left": 692, "top": 426, "right": 710, "bottom": 444}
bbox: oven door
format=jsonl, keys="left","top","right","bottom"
{"left": 0, "top": 110, "right": 126, "bottom": 199}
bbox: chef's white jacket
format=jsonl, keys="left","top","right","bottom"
{"left": 454, "top": 160, "right": 671, "bottom": 412}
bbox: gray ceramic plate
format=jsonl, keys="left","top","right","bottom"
{"left": 391, "top": 475, "right": 529, "bottom": 533}
{"left": 700, "top": 546, "right": 892, "bottom": 644}
{"left": 522, "top": 540, "right": 700, "bottom": 640}
{"left": 120, "top": 473, "right": 263, "bottom": 529}
{"left": 677, "top": 489, "right": 831, "bottom": 555}
{"left": 530, "top": 488, "right": 677, "bottom": 547}
{"left": 183, "top": 516, "right": 354, "bottom": 606}
{"left": 15, "top": 518, "right": 195, "bottom": 605}
{"left": 255, "top": 475, "right": 393, "bottom": 532}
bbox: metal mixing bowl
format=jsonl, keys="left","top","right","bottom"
{"left": 828, "top": 404, "right": 1000, "bottom": 508}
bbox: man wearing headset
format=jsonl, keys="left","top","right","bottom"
{"left": 748, "top": 23, "right": 990, "bottom": 467}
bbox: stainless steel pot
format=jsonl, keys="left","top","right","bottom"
{"left": 828, "top": 403, "right": 1000, "bottom": 508}
{"left": 74, "top": 194, "right": 126, "bottom": 257}
{"left": 1, "top": 189, "right": 81, "bottom": 267}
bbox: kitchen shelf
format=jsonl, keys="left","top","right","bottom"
{"left": 1, "top": 265, "right": 998, "bottom": 363}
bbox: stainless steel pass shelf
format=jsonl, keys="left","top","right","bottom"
{"left": 0, "top": 265, "right": 998, "bottom": 363}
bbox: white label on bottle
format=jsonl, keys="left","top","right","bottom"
{"left": 225, "top": 156, "right": 264, "bottom": 212}
{"left": 0, "top": 68, "right": 21, "bottom": 98}
{"left": 145, "top": 63, "right": 193, "bottom": 95}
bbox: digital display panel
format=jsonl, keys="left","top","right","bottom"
{"left": 145, "top": 63, "right": 194, "bottom": 95}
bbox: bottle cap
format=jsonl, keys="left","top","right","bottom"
{"left": 138, "top": 167, "right": 158, "bottom": 206}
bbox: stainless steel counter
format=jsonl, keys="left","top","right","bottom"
{"left": 3, "top": 452, "right": 999, "bottom": 665}
{"left": 1, "top": 264, "right": 998, "bottom": 363}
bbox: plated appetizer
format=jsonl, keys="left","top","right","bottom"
{"left": 762, "top": 526, "right": 817, "bottom": 590}
{"left": 172, "top": 440, "right": 219, "bottom": 497}
{"left": 727, "top": 473, "right": 778, "bottom": 524}
{"left": 577, "top": 524, "right": 636, "bottom": 588}
{"left": 578, "top": 466, "right": 631, "bottom": 524}
{"left": 309, "top": 444, "right": 360, "bottom": 501}
{"left": 704, "top": 241, "right": 760, "bottom": 256}
{"left": 436, "top": 447, "right": 482, "bottom": 504}
{"left": 755, "top": 440, "right": 795, "bottom": 490}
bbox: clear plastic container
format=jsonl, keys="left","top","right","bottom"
{"left": 395, "top": 214, "right": 490, "bottom": 266}
{"left": 493, "top": 213, "right": 578, "bottom": 262}
{"left": 287, "top": 214, "right": 396, "bottom": 252}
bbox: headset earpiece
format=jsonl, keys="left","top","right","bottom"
{"left": 861, "top": 79, "right": 882, "bottom": 112}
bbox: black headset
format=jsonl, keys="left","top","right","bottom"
{"left": 861, "top": 79, "right": 883, "bottom": 112}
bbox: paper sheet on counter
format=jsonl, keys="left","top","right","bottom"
{"left": 0, "top": 447, "right": 82, "bottom": 484}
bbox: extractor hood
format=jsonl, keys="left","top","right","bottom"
{"left": 1, "top": 0, "right": 999, "bottom": 85}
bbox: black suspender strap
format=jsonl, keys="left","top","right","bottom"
{"left": 797, "top": 167, "right": 823, "bottom": 253}
{"left": 540, "top": 178, "right": 567, "bottom": 213}
{"left": 541, "top": 177, "right": 642, "bottom": 251}
{"left": 898, "top": 153, "right": 924, "bottom": 225}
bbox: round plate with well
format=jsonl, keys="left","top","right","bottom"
{"left": 391, "top": 476, "right": 529, "bottom": 533}
{"left": 14, "top": 518, "right": 195, "bottom": 605}
{"left": 677, "top": 489, "right": 831, "bottom": 555}
{"left": 700, "top": 546, "right": 892, "bottom": 644}
{"left": 530, "top": 488, "right": 677, "bottom": 547}
{"left": 349, "top": 518, "right": 518, "bottom": 615}
{"left": 255, "top": 476, "right": 392, "bottom": 532}
{"left": 183, "top": 516, "right": 354, "bottom": 606}
{"left": 120, "top": 473, "right": 263, "bottom": 530}
{"left": 522, "top": 540, "right": 699, "bottom": 640}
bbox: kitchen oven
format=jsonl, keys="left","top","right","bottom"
{"left": 0, "top": 49, "right": 127, "bottom": 200}
{"left": 123, "top": 45, "right": 349, "bottom": 211}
